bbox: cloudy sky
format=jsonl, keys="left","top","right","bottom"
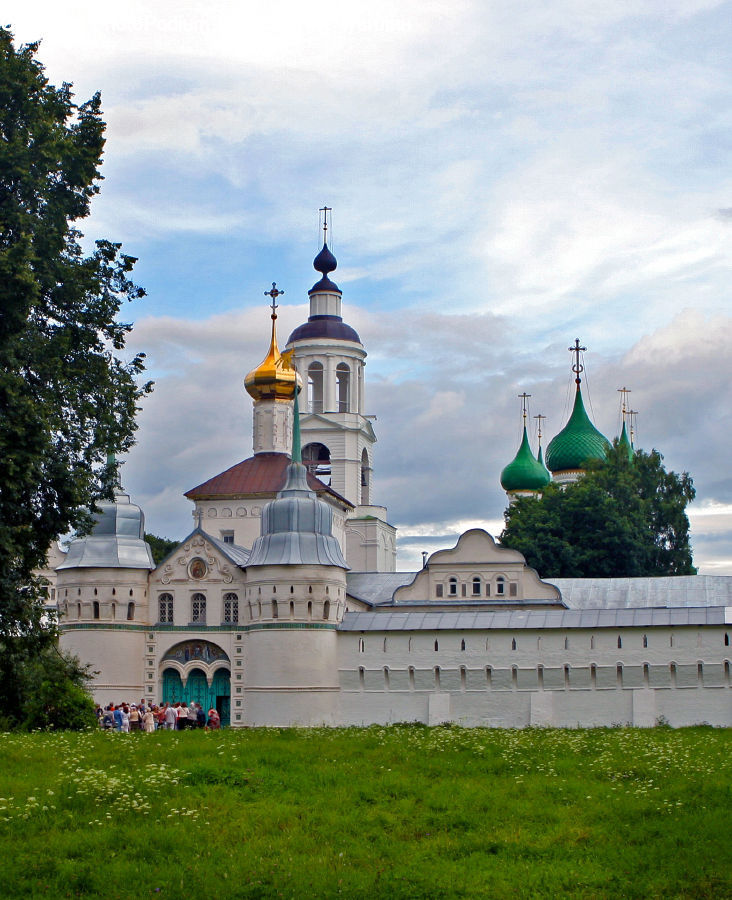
{"left": 8, "top": 1, "right": 732, "bottom": 571}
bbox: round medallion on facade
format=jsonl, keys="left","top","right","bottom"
{"left": 189, "top": 557, "right": 208, "bottom": 579}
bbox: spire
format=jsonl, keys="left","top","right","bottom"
{"left": 309, "top": 206, "right": 340, "bottom": 294}
{"left": 617, "top": 387, "right": 633, "bottom": 461}
{"left": 292, "top": 381, "right": 302, "bottom": 464}
{"left": 534, "top": 413, "right": 549, "bottom": 471}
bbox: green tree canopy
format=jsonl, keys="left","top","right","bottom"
{"left": 500, "top": 443, "right": 696, "bottom": 578}
{"left": 0, "top": 30, "right": 150, "bottom": 726}
{"left": 145, "top": 533, "right": 180, "bottom": 565}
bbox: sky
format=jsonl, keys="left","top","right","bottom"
{"left": 7, "top": 1, "right": 732, "bottom": 572}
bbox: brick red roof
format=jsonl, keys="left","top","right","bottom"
{"left": 185, "top": 452, "right": 353, "bottom": 508}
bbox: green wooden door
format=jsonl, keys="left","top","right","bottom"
{"left": 212, "top": 668, "right": 231, "bottom": 726}
{"left": 162, "top": 668, "right": 184, "bottom": 704}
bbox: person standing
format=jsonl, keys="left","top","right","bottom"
{"left": 164, "top": 703, "right": 177, "bottom": 731}
{"left": 177, "top": 703, "right": 188, "bottom": 730}
{"left": 142, "top": 708, "right": 155, "bottom": 733}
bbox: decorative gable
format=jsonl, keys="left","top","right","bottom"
{"left": 393, "top": 529, "right": 562, "bottom": 606}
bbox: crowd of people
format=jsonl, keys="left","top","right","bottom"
{"left": 96, "top": 701, "right": 222, "bottom": 732}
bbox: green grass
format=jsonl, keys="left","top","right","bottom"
{"left": 0, "top": 725, "right": 729, "bottom": 898}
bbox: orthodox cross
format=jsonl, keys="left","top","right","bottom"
{"left": 617, "top": 386, "right": 631, "bottom": 419}
{"left": 518, "top": 392, "right": 531, "bottom": 424}
{"left": 264, "top": 282, "right": 284, "bottom": 318}
{"left": 534, "top": 413, "right": 546, "bottom": 448}
{"left": 628, "top": 409, "right": 638, "bottom": 445}
{"left": 569, "top": 338, "right": 586, "bottom": 385}
{"left": 320, "top": 205, "right": 332, "bottom": 243}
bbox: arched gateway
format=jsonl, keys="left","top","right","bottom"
{"left": 160, "top": 640, "right": 231, "bottom": 725}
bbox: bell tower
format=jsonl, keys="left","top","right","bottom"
{"left": 285, "top": 210, "right": 396, "bottom": 571}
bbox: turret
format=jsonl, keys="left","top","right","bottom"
{"left": 242, "top": 387, "right": 348, "bottom": 725}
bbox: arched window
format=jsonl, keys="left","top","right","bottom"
{"left": 448, "top": 577, "right": 458, "bottom": 596}
{"left": 127, "top": 601, "right": 135, "bottom": 621}
{"left": 159, "top": 593, "right": 174, "bottom": 623}
{"left": 408, "top": 666, "right": 415, "bottom": 690}
{"left": 564, "top": 636, "right": 569, "bottom": 650}
{"left": 496, "top": 576, "right": 505, "bottom": 596}
{"left": 434, "top": 640, "right": 439, "bottom": 651}
{"left": 302, "top": 442, "right": 331, "bottom": 480}
{"left": 642, "top": 634, "right": 648, "bottom": 649}
{"left": 725, "top": 632, "right": 729, "bottom": 646}
{"left": 223, "top": 593, "right": 238, "bottom": 624}
{"left": 460, "top": 639, "right": 466, "bottom": 652}
{"left": 358, "top": 666, "right": 365, "bottom": 689}
{"left": 336, "top": 363, "right": 350, "bottom": 412}
{"left": 617, "top": 636, "right": 622, "bottom": 649}
{"left": 360, "top": 448, "right": 370, "bottom": 505}
{"left": 323, "top": 600, "right": 330, "bottom": 620}
{"left": 511, "top": 638, "right": 517, "bottom": 651}
{"left": 191, "top": 593, "right": 206, "bottom": 624}
{"left": 93, "top": 601, "right": 100, "bottom": 620}
{"left": 358, "top": 638, "right": 365, "bottom": 653}
{"left": 271, "top": 599, "right": 278, "bottom": 619}
{"left": 590, "top": 636, "right": 595, "bottom": 650}
{"left": 307, "top": 362, "right": 324, "bottom": 413}
{"left": 472, "top": 577, "right": 481, "bottom": 596}
{"left": 307, "top": 600, "right": 312, "bottom": 620}
{"left": 383, "top": 667, "right": 390, "bottom": 690}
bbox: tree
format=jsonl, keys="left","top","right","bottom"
{"left": 499, "top": 443, "right": 696, "bottom": 578}
{"left": 0, "top": 30, "right": 151, "bottom": 727}
{"left": 145, "top": 533, "right": 180, "bottom": 565}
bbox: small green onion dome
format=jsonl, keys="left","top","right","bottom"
{"left": 618, "top": 420, "right": 633, "bottom": 462}
{"left": 501, "top": 427, "right": 552, "bottom": 492}
{"left": 545, "top": 387, "right": 610, "bottom": 474}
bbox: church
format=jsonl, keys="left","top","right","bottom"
{"left": 56, "top": 227, "right": 732, "bottom": 728}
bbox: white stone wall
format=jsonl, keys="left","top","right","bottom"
{"left": 335, "top": 625, "right": 732, "bottom": 728}
{"left": 345, "top": 513, "right": 397, "bottom": 572}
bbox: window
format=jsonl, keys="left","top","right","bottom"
{"left": 434, "top": 640, "right": 439, "bottom": 651}
{"left": 448, "top": 577, "right": 458, "bottom": 596}
{"left": 272, "top": 599, "right": 278, "bottom": 619}
{"left": 642, "top": 634, "right": 648, "bottom": 649}
{"left": 127, "top": 602, "right": 135, "bottom": 621}
{"left": 223, "top": 593, "right": 239, "bottom": 624}
{"left": 307, "top": 362, "right": 324, "bottom": 413}
{"left": 460, "top": 639, "right": 466, "bottom": 652}
{"left": 509, "top": 583, "right": 517, "bottom": 597}
{"left": 511, "top": 638, "right": 517, "bottom": 651}
{"left": 336, "top": 363, "right": 350, "bottom": 412}
{"left": 358, "top": 638, "right": 365, "bottom": 653}
{"left": 472, "top": 577, "right": 481, "bottom": 596}
{"left": 302, "top": 442, "right": 331, "bottom": 479}
{"left": 617, "top": 636, "right": 622, "bottom": 649}
{"left": 93, "top": 601, "right": 100, "bottom": 620}
{"left": 221, "top": 531, "right": 234, "bottom": 544}
{"left": 496, "top": 577, "right": 505, "bottom": 596}
{"left": 159, "top": 593, "right": 174, "bottom": 623}
{"left": 191, "top": 593, "right": 206, "bottom": 624}
{"left": 435, "top": 583, "right": 444, "bottom": 598}
{"left": 323, "top": 600, "right": 330, "bottom": 620}
{"left": 360, "top": 449, "right": 370, "bottom": 505}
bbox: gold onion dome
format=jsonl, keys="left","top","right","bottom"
{"left": 244, "top": 291, "right": 301, "bottom": 401}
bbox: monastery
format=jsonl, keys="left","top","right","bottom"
{"left": 56, "top": 226, "right": 732, "bottom": 728}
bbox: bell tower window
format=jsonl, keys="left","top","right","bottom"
{"left": 302, "top": 442, "right": 331, "bottom": 480}
{"left": 336, "top": 363, "right": 350, "bottom": 412}
{"left": 360, "top": 448, "right": 371, "bottom": 505}
{"left": 307, "top": 362, "right": 324, "bottom": 413}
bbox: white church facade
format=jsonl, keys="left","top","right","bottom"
{"left": 56, "top": 230, "right": 732, "bottom": 728}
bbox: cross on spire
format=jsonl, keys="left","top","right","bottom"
{"left": 618, "top": 386, "right": 632, "bottom": 418}
{"left": 534, "top": 413, "right": 546, "bottom": 447}
{"left": 319, "top": 206, "right": 332, "bottom": 244}
{"left": 264, "top": 282, "right": 284, "bottom": 318}
{"left": 518, "top": 392, "right": 531, "bottom": 423}
{"left": 569, "top": 338, "right": 586, "bottom": 385}
{"left": 628, "top": 409, "right": 638, "bottom": 445}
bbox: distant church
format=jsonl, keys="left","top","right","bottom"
{"left": 56, "top": 220, "right": 732, "bottom": 728}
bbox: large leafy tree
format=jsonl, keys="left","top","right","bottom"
{"left": 500, "top": 443, "right": 696, "bottom": 578}
{"left": 0, "top": 30, "right": 151, "bottom": 726}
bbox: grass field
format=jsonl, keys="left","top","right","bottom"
{"left": 0, "top": 725, "right": 729, "bottom": 899}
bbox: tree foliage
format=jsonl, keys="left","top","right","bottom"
{"left": 500, "top": 443, "right": 696, "bottom": 578}
{"left": 144, "top": 533, "right": 180, "bottom": 565}
{"left": 0, "top": 30, "right": 151, "bottom": 726}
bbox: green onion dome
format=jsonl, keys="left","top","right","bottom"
{"left": 618, "top": 420, "right": 633, "bottom": 462}
{"left": 545, "top": 387, "right": 610, "bottom": 474}
{"left": 501, "top": 427, "right": 552, "bottom": 492}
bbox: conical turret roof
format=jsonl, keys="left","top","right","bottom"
{"left": 618, "top": 420, "right": 634, "bottom": 462}
{"left": 545, "top": 386, "right": 610, "bottom": 474}
{"left": 501, "top": 427, "right": 552, "bottom": 492}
